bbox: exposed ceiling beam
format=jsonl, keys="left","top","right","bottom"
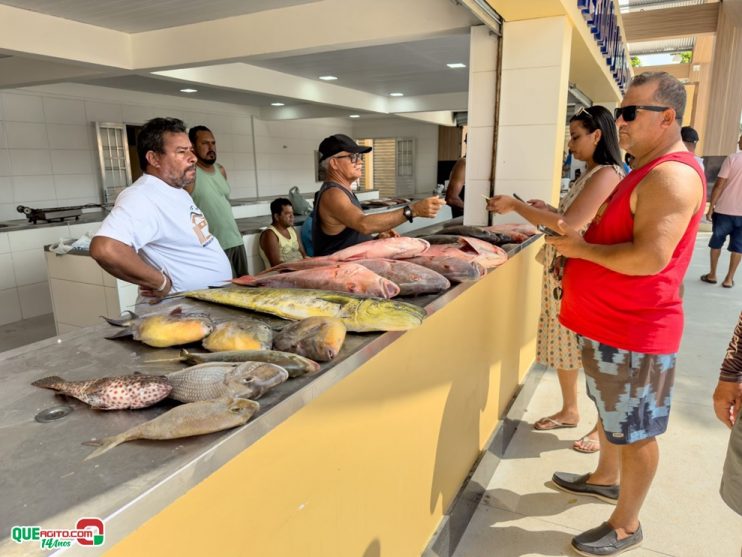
{"left": 622, "top": 3, "right": 719, "bottom": 42}
{"left": 0, "top": 3, "right": 131, "bottom": 69}
{"left": 132, "top": 0, "right": 476, "bottom": 70}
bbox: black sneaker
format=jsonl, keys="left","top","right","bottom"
{"left": 572, "top": 522, "right": 643, "bottom": 556}
{"left": 552, "top": 472, "right": 619, "bottom": 504}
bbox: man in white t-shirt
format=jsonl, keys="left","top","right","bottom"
{"left": 91, "top": 117, "right": 232, "bottom": 302}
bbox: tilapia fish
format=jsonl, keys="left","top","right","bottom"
{"left": 103, "top": 307, "right": 214, "bottom": 348}
{"left": 354, "top": 259, "right": 450, "bottom": 296}
{"left": 166, "top": 361, "right": 288, "bottom": 402}
{"left": 439, "top": 225, "right": 513, "bottom": 246}
{"left": 185, "top": 287, "right": 426, "bottom": 333}
{"left": 85, "top": 397, "right": 260, "bottom": 460}
{"left": 330, "top": 237, "right": 430, "bottom": 261}
{"left": 32, "top": 374, "right": 171, "bottom": 410}
{"left": 180, "top": 348, "right": 320, "bottom": 378}
{"left": 273, "top": 317, "right": 347, "bottom": 362}
{"left": 405, "top": 255, "right": 485, "bottom": 283}
{"left": 234, "top": 263, "right": 400, "bottom": 299}
{"left": 202, "top": 320, "right": 273, "bottom": 352}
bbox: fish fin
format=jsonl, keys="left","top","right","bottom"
{"left": 231, "top": 275, "right": 258, "bottom": 286}
{"left": 104, "top": 328, "right": 134, "bottom": 340}
{"left": 83, "top": 434, "right": 126, "bottom": 461}
{"left": 31, "top": 375, "right": 65, "bottom": 388}
{"left": 169, "top": 306, "right": 183, "bottom": 317}
{"left": 100, "top": 310, "right": 136, "bottom": 327}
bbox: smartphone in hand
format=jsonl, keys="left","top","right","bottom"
{"left": 537, "top": 224, "right": 561, "bottom": 237}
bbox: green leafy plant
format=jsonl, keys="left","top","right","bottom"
{"left": 631, "top": 56, "right": 641, "bottom": 68}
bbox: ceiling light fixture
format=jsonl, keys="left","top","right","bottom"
{"left": 349, "top": 114, "right": 360, "bottom": 118}
{"left": 179, "top": 88, "right": 198, "bottom": 93}
{"left": 319, "top": 75, "right": 338, "bottom": 81}
{"left": 271, "top": 102, "right": 285, "bottom": 107}
{"left": 446, "top": 63, "right": 467, "bottom": 69}
{"left": 389, "top": 92, "right": 404, "bottom": 97}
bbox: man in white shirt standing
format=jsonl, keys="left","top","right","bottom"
{"left": 91, "top": 117, "right": 232, "bottom": 302}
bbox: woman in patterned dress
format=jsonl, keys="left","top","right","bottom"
{"left": 488, "top": 105, "right": 624, "bottom": 453}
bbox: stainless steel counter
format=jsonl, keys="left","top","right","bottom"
{"left": 0, "top": 234, "right": 539, "bottom": 557}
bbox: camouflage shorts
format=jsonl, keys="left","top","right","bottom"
{"left": 580, "top": 336, "right": 677, "bottom": 445}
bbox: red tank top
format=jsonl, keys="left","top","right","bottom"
{"left": 559, "top": 151, "right": 706, "bottom": 354}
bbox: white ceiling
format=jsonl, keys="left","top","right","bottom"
{"left": 0, "top": 0, "right": 480, "bottom": 120}
{"left": 247, "top": 34, "right": 470, "bottom": 97}
{"left": 0, "top": 0, "right": 321, "bottom": 32}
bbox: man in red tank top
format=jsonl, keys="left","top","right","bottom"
{"left": 546, "top": 73, "right": 705, "bottom": 556}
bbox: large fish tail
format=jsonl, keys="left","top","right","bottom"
{"left": 83, "top": 433, "right": 129, "bottom": 461}
{"left": 31, "top": 375, "right": 65, "bottom": 389}
{"left": 100, "top": 310, "right": 137, "bottom": 327}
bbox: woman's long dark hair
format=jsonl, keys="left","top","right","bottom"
{"left": 570, "top": 105, "right": 622, "bottom": 167}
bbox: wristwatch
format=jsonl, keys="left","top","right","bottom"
{"left": 403, "top": 205, "right": 414, "bottom": 223}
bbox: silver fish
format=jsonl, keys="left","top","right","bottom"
{"left": 166, "top": 362, "right": 288, "bottom": 402}
{"left": 85, "top": 397, "right": 260, "bottom": 460}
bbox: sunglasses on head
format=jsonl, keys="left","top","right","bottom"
{"left": 614, "top": 105, "right": 670, "bottom": 122}
{"left": 574, "top": 106, "right": 594, "bottom": 119}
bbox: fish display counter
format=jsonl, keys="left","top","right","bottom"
{"left": 1, "top": 232, "right": 544, "bottom": 557}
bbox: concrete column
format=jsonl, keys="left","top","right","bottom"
{"left": 463, "top": 25, "right": 500, "bottom": 225}
{"left": 704, "top": 0, "right": 742, "bottom": 155}
{"left": 493, "top": 16, "right": 572, "bottom": 222}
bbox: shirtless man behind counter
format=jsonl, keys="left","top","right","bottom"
{"left": 312, "top": 134, "right": 445, "bottom": 257}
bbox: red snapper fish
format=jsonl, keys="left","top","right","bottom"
{"left": 330, "top": 237, "right": 430, "bottom": 261}
{"left": 354, "top": 258, "right": 450, "bottom": 296}
{"left": 423, "top": 244, "right": 507, "bottom": 270}
{"left": 233, "top": 263, "right": 401, "bottom": 298}
{"left": 32, "top": 374, "right": 172, "bottom": 410}
{"left": 483, "top": 223, "right": 538, "bottom": 242}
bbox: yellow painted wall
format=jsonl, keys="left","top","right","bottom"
{"left": 104, "top": 241, "right": 544, "bottom": 557}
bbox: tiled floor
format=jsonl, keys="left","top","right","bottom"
{"left": 434, "top": 232, "right": 742, "bottom": 557}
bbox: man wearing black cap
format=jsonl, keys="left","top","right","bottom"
{"left": 313, "top": 134, "right": 445, "bottom": 256}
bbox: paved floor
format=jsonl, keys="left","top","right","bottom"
{"left": 0, "top": 313, "right": 55, "bottom": 353}
{"left": 446, "top": 232, "right": 742, "bottom": 556}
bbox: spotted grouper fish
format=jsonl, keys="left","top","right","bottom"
{"left": 32, "top": 374, "right": 172, "bottom": 410}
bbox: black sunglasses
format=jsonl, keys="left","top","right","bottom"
{"left": 614, "top": 105, "right": 670, "bottom": 122}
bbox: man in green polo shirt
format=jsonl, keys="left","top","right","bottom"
{"left": 187, "top": 125, "right": 248, "bottom": 277}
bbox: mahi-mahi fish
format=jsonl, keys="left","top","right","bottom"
{"left": 273, "top": 317, "right": 347, "bottom": 362}
{"left": 202, "top": 320, "right": 273, "bottom": 352}
{"left": 185, "top": 287, "right": 426, "bottom": 332}
{"left": 102, "top": 307, "right": 214, "bottom": 348}
{"left": 234, "top": 263, "right": 400, "bottom": 299}
{"left": 165, "top": 361, "right": 288, "bottom": 402}
{"left": 84, "top": 397, "right": 260, "bottom": 460}
{"left": 32, "top": 374, "right": 172, "bottom": 410}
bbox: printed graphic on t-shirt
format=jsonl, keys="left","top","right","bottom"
{"left": 190, "top": 208, "right": 214, "bottom": 246}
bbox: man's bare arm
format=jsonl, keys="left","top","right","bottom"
{"left": 320, "top": 189, "right": 443, "bottom": 236}
{"left": 90, "top": 236, "right": 171, "bottom": 296}
{"left": 548, "top": 162, "right": 702, "bottom": 275}
{"left": 445, "top": 158, "right": 466, "bottom": 209}
{"left": 707, "top": 176, "right": 727, "bottom": 218}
